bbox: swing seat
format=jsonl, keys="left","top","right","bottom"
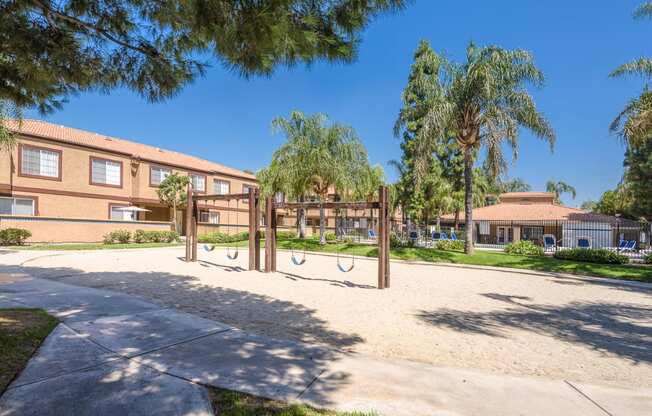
{"left": 226, "top": 248, "right": 239, "bottom": 260}
{"left": 337, "top": 261, "right": 355, "bottom": 273}
{"left": 203, "top": 244, "right": 216, "bottom": 252}
{"left": 291, "top": 255, "right": 306, "bottom": 266}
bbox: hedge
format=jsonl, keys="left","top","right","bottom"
{"left": 103, "top": 229, "right": 179, "bottom": 244}
{"left": 435, "top": 239, "right": 465, "bottom": 252}
{"left": 553, "top": 248, "right": 629, "bottom": 265}
{"left": 504, "top": 240, "right": 544, "bottom": 256}
{"left": 198, "top": 231, "right": 249, "bottom": 244}
{"left": 0, "top": 228, "right": 32, "bottom": 246}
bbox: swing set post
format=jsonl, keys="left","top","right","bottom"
{"left": 248, "top": 187, "right": 261, "bottom": 271}
{"left": 185, "top": 182, "right": 195, "bottom": 262}
{"left": 378, "top": 185, "right": 390, "bottom": 289}
{"left": 264, "top": 195, "right": 276, "bottom": 273}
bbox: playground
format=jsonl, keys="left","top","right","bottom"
{"left": 11, "top": 244, "right": 651, "bottom": 390}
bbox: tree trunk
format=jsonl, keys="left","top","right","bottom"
{"left": 172, "top": 201, "right": 177, "bottom": 233}
{"left": 463, "top": 147, "right": 474, "bottom": 254}
{"left": 298, "top": 195, "right": 306, "bottom": 239}
{"left": 454, "top": 210, "right": 460, "bottom": 230}
{"left": 319, "top": 202, "right": 326, "bottom": 245}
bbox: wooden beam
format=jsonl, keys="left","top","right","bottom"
{"left": 185, "top": 182, "right": 193, "bottom": 262}
{"left": 265, "top": 196, "right": 273, "bottom": 273}
{"left": 191, "top": 202, "right": 198, "bottom": 261}
{"left": 248, "top": 188, "right": 260, "bottom": 271}
{"left": 273, "top": 201, "right": 380, "bottom": 210}
{"left": 378, "top": 185, "right": 386, "bottom": 289}
{"left": 383, "top": 186, "right": 390, "bottom": 289}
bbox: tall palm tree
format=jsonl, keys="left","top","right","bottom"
{"left": 258, "top": 111, "right": 380, "bottom": 244}
{"left": 610, "top": 2, "right": 652, "bottom": 146}
{"left": 415, "top": 42, "right": 555, "bottom": 254}
{"left": 545, "top": 180, "right": 576, "bottom": 204}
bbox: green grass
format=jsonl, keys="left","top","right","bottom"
{"left": 210, "top": 237, "right": 652, "bottom": 283}
{"left": 16, "top": 242, "right": 183, "bottom": 251}
{"left": 0, "top": 308, "right": 58, "bottom": 393}
{"left": 208, "top": 386, "right": 375, "bottom": 416}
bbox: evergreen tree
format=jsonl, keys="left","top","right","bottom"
{"left": 624, "top": 140, "right": 652, "bottom": 219}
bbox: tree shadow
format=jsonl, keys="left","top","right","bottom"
{"left": 0, "top": 263, "right": 364, "bottom": 406}
{"left": 417, "top": 293, "right": 652, "bottom": 364}
{"left": 280, "top": 271, "right": 376, "bottom": 290}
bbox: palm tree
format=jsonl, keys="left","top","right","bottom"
{"left": 415, "top": 42, "right": 555, "bottom": 253}
{"left": 258, "top": 111, "right": 380, "bottom": 244}
{"left": 610, "top": 2, "right": 652, "bottom": 146}
{"left": 545, "top": 180, "right": 576, "bottom": 204}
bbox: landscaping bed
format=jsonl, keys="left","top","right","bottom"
{"left": 0, "top": 308, "right": 57, "bottom": 393}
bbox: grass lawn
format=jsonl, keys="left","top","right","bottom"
{"left": 208, "top": 386, "right": 374, "bottom": 416}
{"left": 0, "top": 308, "right": 57, "bottom": 393}
{"left": 16, "top": 242, "right": 183, "bottom": 251}
{"left": 209, "top": 237, "right": 652, "bottom": 283}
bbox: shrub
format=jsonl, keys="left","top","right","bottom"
{"left": 133, "top": 229, "right": 147, "bottom": 243}
{"left": 390, "top": 232, "right": 411, "bottom": 248}
{"left": 198, "top": 231, "right": 249, "bottom": 244}
{"left": 324, "top": 232, "right": 337, "bottom": 242}
{"left": 435, "top": 239, "right": 465, "bottom": 252}
{"left": 554, "top": 248, "right": 629, "bottom": 265}
{"left": 504, "top": 240, "right": 544, "bottom": 256}
{"left": 644, "top": 252, "right": 652, "bottom": 264}
{"left": 103, "top": 229, "right": 131, "bottom": 244}
{"left": 276, "top": 231, "right": 296, "bottom": 240}
{"left": 0, "top": 228, "right": 32, "bottom": 246}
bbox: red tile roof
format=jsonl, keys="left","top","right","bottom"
{"left": 4, "top": 119, "right": 256, "bottom": 180}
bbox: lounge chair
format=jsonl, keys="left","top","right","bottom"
{"left": 368, "top": 229, "right": 377, "bottom": 239}
{"left": 450, "top": 232, "right": 458, "bottom": 240}
{"left": 617, "top": 240, "right": 629, "bottom": 250}
{"left": 543, "top": 234, "right": 556, "bottom": 251}
{"left": 622, "top": 240, "right": 636, "bottom": 252}
{"left": 577, "top": 237, "right": 592, "bottom": 249}
{"left": 431, "top": 231, "right": 442, "bottom": 240}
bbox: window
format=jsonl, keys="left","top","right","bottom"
{"left": 0, "top": 197, "right": 35, "bottom": 215}
{"left": 190, "top": 174, "right": 206, "bottom": 192}
{"left": 110, "top": 205, "right": 135, "bottom": 221}
{"left": 150, "top": 166, "right": 171, "bottom": 186}
{"left": 274, "top": 192, "right": 284, "bottom": 203}
{"left": 200, "top": 210, "right": 219, "bottom": 224}
{"left": 213, "top": 179, "right": 230, "bottom": 195}
{"left": 90, "top": 158, "right": 122, "bottom": 186}
{"left": 20, "top": 145, "right": 60, "bottom": 179}
{"left": 522, "top": 226, "right": 544, "bottom": 242}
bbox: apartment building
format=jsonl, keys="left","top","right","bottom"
{"left": 0, "top": 120, "right": 257, "bottom": 242}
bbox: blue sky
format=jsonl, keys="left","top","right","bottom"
{"left": 27, "top": 1, "right": 650, "bottom": 207}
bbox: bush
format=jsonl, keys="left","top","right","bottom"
{"left": 133, "top": 229, "right": 147, "bottom": 243}
{"left": 554, "top": 248, "right": 629, "bottom": 265}
{"left": 435, "top": 239, "right": 465, "bottom": 252}
{"left": 644, "top": 252, "right": 652, "bottom": 264}
{"left": 324, "top": 232, "right": 337, "bottom": 242}
{"left": 0, "top": 228, "right": 32, "bottom": 245}
{"left": 276, "top": 231, "right": 296, "bottom": 240}
{"left": 103, "top": 229, "right": 131, "bottom": 244}
{"left": 504, "top": 240, "right": 544, "bottom": 256}
{"left": 390, "top": 232, "right": 411, "bottom": 248}
{"left": 198, "top": 231, "right": 249, "bottom": 244}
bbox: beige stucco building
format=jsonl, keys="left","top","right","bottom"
{"left": 0, "top": 120, "right": 257, "bottom": 242}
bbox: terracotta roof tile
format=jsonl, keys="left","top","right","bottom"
{"left": 443, "top": 203, "right": 586, "bottom": 221}
{"left": 4, "top": 119, "right": 256, "bottom": 180}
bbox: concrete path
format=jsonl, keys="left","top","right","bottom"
{"left": 1, "top": 272, "right": 650, "bottom": 416}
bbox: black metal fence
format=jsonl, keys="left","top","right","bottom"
{"left": 392, "top": 218, "right": 652, "bottom": 261}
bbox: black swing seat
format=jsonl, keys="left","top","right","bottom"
{"left": 337, "top": 260, "right": 355, "bottom": 273}
{"left": 226, "top": 248, "right": 239, "bottom": 260}
{"left": 291, "top": 254, "right": 306, "bottom": 266}
{"left": 203, "top": 244, "right": 216, "bottom": 252}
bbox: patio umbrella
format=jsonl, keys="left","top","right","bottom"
{"left": 114, "top": 206, "right": 152, "bottom": 213}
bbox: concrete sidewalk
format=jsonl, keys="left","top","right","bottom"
{"left": 1, "top": 272, "right": 650, "bottom": 416}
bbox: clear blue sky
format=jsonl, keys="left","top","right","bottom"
{"left": 27, "top": 0, "right": 650, "bottom": 207}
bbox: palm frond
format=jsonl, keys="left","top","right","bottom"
{"left": 610, "top": 58, "right": 652, "bottom": 79}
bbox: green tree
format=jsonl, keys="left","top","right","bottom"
{"left": 595, "top": 186, "right": 633, "bottom": 218}
{"left": 414, "top": 42, "right": 555, "bottom": 253}
{"left": 1, "top": 0, "right": 406, "bottom": 115}
{"left": 580, "top": 200, "right": 597, "bottom": 212}
{"left": 258, "top": 111, "right": 380, "bottom": 244}
{"left": 499, "top": 177, "right": 532, "bottom": 193}
{"left": 157, "top": 172, "right": 190, "bottom": 233}
{"left": 610, "top": 2, "right": 652, "bottom": 146}
{"left": 623, "top": 139, "right": 652, "bottom": 219}
{"left": 545, "top": 180, "right": 576, "bottom": 204}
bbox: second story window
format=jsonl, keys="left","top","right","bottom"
{"left": 150, "top": 166, "right": 171, "bottom": 186}
{"left": 213, "top": 179, "right": 230, "bottom": 195}
{"left": 90, "top": 157, "right": 122, "bottom": 187}
{"left": 242, "top": 184, "right": 256, "bottom": 203}
{"left": 20, "top": 145, "right": 60, "bottom": 179}
{"left": 190, "top": 174, "right": 206, "bottom": 192}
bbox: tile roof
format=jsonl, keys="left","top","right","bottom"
{"left": 441, "top": 202, "right": 632, "bottom": 223}
{"left": 4, "top": 119, "right": 256, "bottom": 180}
{"left": 499, "top": 192, "right": 554, "bottom": 198}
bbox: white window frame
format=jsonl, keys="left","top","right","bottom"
{"left": 150, "top": 166, "right": 171, "bottom": 186}
{"left": 190, "top": 174, "right": 206, "bottom": 192}
{"left": 0, "top": 197, "right": 36, "bottom": 216}
{"left": 90, "top": 157, "right": 122, "bottom": 187}
{"left": 109, "top": 205, "right": 135, "bottom": 221}
{"left": 200, "top": 210, "right": 219, "bottom": 224}
{"left": 213, "top": 179, "right": 230, "bottom": 195}
{"left": 20, "top": 145, "right": 60, "bottom": 179}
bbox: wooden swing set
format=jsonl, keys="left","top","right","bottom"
{"left": 185, "top": 184, "right": 391, "bottom": 289}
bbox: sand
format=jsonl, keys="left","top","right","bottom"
{"left": 7, "top": 246, "right": 652, "bottom": 389}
